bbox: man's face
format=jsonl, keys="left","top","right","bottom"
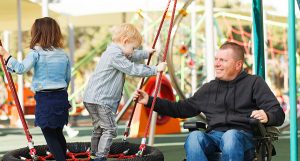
{"left": 214, "top": 48, "right": 242, "bottom": 81}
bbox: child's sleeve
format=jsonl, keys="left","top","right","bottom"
{"left": 6, "top": 51, "right": 38, "bottom": 74}
{"left": 111, "top": 53, "right": 157, "bottom": 77}
{"left": 128, "top": 50, "right": 149, "bottom": 62}
{"left": 65, "top": 56, "right": 71, "bottom": 87}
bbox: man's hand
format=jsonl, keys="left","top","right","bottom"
{"left": 250, "top": 110, "right": 268, "bottom": 123}
{"left": 133, "top": 90, "right": 149, "bottom": 105}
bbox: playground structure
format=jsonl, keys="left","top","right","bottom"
{"left": 0, "top": 0, "right": 299, "bottom": 160}
{"left": 1, "top": 0, "right": 179, "bottom": 160}
{"left": 0, "top": 0, "right": 299, "bottom": 137}
{"left": 0, "top": 0, "right": 298, "bottom": 129}
{"left": 167, "top": 0, "right": 293, "bottom": 100}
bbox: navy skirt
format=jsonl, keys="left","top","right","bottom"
{"left": 34, "top": 90, "right": 70, "bottom": 128}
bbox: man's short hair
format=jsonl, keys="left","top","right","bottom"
{"left": 219, "top": 42, "right": 245, "bottom": 61}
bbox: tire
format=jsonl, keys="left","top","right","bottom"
{"left": 109, "top": 142, "right": 164, "bottom": 161}
{"left": 2, "top": 142, "right": 164, "bottom": 161}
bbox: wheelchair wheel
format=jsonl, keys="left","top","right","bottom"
{"left": 2, "top": 142, "right": 164, "bottom": 161}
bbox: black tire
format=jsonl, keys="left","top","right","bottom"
{"left": 109, "top": 142, "right": 164, "bottom": 161}
{"left": 2, "top": 142, "right": 164, "bottom": 161}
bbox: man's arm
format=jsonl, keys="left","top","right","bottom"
{"left": 134, "top": 85, "right": 209, "bottom": 118}
{"left": 252, "top": 77, "right": 285, "bottom": 126}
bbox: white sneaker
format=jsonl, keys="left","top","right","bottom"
{"left": 67, "top": 129, "right": 79, "bottom": 138}
{"left": 64, "top": 125, "right": 79, "bottom": 138}
{"left": 0, "top": 113, "right": 8, "bottom": 120}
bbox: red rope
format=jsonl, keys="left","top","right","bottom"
{"left": 137, "top": 0, "right": 177, "bottom": 155}
{"left": 0, "top": 40, "right": 37, "bottom": 159}
{"left": 237, "top": 19, "right": 250, "bottom": 55}
{"left": 123, "top": 0, "right": 172, "bottom": 140}
{"left": 230, "top": 27, "right": 251, "bottom": 38}
{"left": 108, "top": 153, "right": 136, "bottom": 159}
{"left": 222, "top": 16, "right": 287, "bottom": 55}
{"left": 282, "top": 29, "right": 288, "bottom": 55}
{"left": 222, "top": 16, "right": 234, "bottom": 41}
{"left": 25, "top": 151, "right": 91, "bottom": 161}
{"left": 268, "top": 31, "right": 275, "bottom": 59}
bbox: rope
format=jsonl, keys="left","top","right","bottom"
{"left": 268, "top": 31, "right": 275, "bottom": 59}
{"left": 0, "top": 40, "right": 37, "bottom": 159}
{"left": 137, "top": 0, "right": 177, "bottom": 156}
{"left": 123, "top": 0, "right": 172, "bottom": 141}
{"left": 221, "top": 16, "right": 287, "bottom": 55}
{"left": 237, "top": 18, "right": 250, "bottom": 55}
{"left": 24, "top": 151, "right": 90, "bottom": 161}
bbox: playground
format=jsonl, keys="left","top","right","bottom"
{"left": 0, "top": 121, "right": 298, "bottom": 161}
{"left": 0, "top": 0, "right": 300, "bottom": 161}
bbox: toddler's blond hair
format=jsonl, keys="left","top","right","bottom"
{"left": 112, "top": 23, "right": 143, "bottom": 45}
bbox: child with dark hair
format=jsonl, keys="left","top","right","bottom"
{"left": 0, "top": 17, "right": 70, "bottom": 161}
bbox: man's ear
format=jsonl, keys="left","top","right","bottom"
{"left": 236, "top": 60, "right": 243, "bottom": 70}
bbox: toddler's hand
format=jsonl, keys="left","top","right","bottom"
{"left": 156, "top": 62, "right": 167, "bottom": 72}
{"left": 146, "top": 48, "right": 156, "bottom": 55}
{"left": 0, "top": 47, "right": 10, "bottom": 61}
{"left": 0, "top": 46, "right": 10, "bottom": 61}
{"left": 0, "top": 47, "right": 7, "bottom": 56}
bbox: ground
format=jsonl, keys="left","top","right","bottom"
{"left": 0, "top": 118, "right": 299, "bottom": 161}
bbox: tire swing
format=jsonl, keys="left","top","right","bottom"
{"left": 2, "top": 142, "right": 163, "bottom": 161}
{"left": 0, "top": 45, "right": 163, "bottom": 161}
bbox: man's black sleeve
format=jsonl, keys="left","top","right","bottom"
{"left": 253, "top": 77, "right": 285, "bottom": 126}
{"left": 145, "top": 84, "right": 209, "bottom": 118}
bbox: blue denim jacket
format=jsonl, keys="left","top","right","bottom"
{"left": 6, "top": 46, "right": 71, "bottom": 92}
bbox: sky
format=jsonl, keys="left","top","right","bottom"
{"left": 47, "top": 0, "right": 174, "bottom": 16}
{"left": 38, "top": 0, "right": 300, "bottom": 17}
{"left": 241, "top": 0, "right": 299, "bottom": 16}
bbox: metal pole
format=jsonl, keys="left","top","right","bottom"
{"left": 262, "top": 10, "right": 268, "bottom": 81}
{"left": 252, "top": 0, "right": 265, "bottom": 78}
{"left": 180, "top": 55, "right": 185, "bottom": 90}
{"left": 115, "top": 94, "right": 134, "bottom": 123}
{"left": 17, "top": 0, "right": 24, "bottom": 110}
{"left": 288, "top": 0, "right": 298, "bottom": 160}
{"left": 148, "top": 112, "right": 157, "bottom": 146}
{"left": 3, "top": 31, "right": 10, "bottom": 55}
{"left": 143, "top": 10, "right": 149, "bottom": 47}
{"left": 3, "top": 31, "right": 10, "bottom": 83}
{"left": 191, "top": 1, "right": 197, "bottom": 94}
{"left": 148, "top": 77, "right": 160, "bottom": 146}
{"left": 68, "top": 19, "right": 75, "bottom": 94}
{"left": 42, "top": 0, "right": 49, "bottom": 17}
{"left": 205, "top": 0, "right": 214, "bottom": 82}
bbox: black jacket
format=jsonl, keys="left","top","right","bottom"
{"left": 147, "top": 71, "right": 285, "bottom": 132}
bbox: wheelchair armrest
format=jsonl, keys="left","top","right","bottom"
{"left": 250, "top": 119, "right": 280, "bottom": 158}
{"left": 183, "top": 121, "right": 207, "bottom": 132}
{"left": 249, "top": 118, "right": 279, "bottom": 139}
{"left": 266, "top": 126, "right": 280, "bottom": 136}
{"left": 249, "top": 118, "right": 267, "bottom": 137}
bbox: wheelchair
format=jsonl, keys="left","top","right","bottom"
{"left": 182, "top": 118, "right": 280, "bottom": 161}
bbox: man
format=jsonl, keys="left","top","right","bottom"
{"left": 134, "top": 42, "right": 285, "bottom": 161}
